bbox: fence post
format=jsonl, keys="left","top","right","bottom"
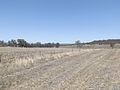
{"left": 79, "top": 47, "right": 80, "bottom": 52}
{"left": 0, "top": 54, "right": 2, "bottom": 63}
{"left": 72, "top": 48, "right": 73, "bottom": 54}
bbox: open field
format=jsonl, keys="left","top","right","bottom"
{"left": 0, "top": 47, "right": 120, "bottom": 90}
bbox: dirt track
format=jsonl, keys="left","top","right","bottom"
{"left": 0, "top": 49, "right": 120, "bottom": 90}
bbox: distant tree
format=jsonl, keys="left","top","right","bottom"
{"left": 56, "top": 43, "right": 60, "bottom": 48}
{"left": 0, "top": 39, "right": 61, "bottom": 48}
{"left": 8, "top": 41, "right": 11, "bottom": 46}
{"left": 17, "top": 39, "right": 28, "bottom": 47}
{"left": 0, "top": 40, "right": 7, "bottom": 47}
{"left": 35, "top": 42, "right": 41, "bottom": 47}
{"left": 75, "top": 40, "right": 81, "bottom": 48}
{"left": 12, "top": 40, "right": 17, "bottom": 47}
{"left": 52, "top": 43, "right": 55, "bottom": 47}
{"left": 30, "top": 43, "right": 34, "bottom": 47}
{"left": 8, "top": 39, "right": 17, "bottom": 47}
{"left": 47, "top": 43, "right": 52, "bottom": 47}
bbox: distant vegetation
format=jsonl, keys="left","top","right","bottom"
{"left": 85, "top": 39, "right": 120, "bottom": 45}
{"left": 74, "top": 39, "right": 120, "bottom": 49}
{"left": 84, "top": 39, "right": 120, "bottom": 49}
{"left": 0, "top": 39, "right": 60, "bottom": 48}
{"left": 1, "top": 39, "right": 120, "bottom": 48}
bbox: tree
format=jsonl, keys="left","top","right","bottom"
{"left": 51, "top": 43, "right": 55, "bottom": 47}
{"left": 17, "top": 39, "right": 28, "bottom": 47}
{"left": 0, "top": 39, "right": 61, "bottom": 48}
{"left": 75, "top": 40, "right": 81, "bottom": 48}
{"left": 0, "top": 40, "right": 7, "bottom": 47}
{"left": 8, "top": 39, "right": 17, "bottom": 47}
{"left": 35, "top": 42, "right": 41, "bottom": 47}
{"left": 56, "top": 43, "right": 60, "bottom": 48}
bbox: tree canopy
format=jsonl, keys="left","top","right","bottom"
{"left": 0, "top": 39, "right": 60, "bottom": 48}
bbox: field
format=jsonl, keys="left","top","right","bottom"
{"left": 0, "top": 47, "right": 120, "bottom": 90}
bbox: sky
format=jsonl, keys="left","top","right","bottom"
{"left": 0, "top": 0, "right": 120, "bottom": 43}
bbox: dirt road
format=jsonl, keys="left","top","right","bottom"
{"left": 0, "top": 49, "right": 120, "bottom": 90}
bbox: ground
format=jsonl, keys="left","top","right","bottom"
{"left": 0, "top": 48, "right": 120, "bottom": 90}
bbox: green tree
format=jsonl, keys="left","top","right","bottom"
{"left": 17, "top": 39, "right": 28, "bottom": 47}
{"left": 8, "top": 39, "right": 17, "bottom": 47}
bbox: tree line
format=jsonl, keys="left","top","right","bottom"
{"left": 75, "top": 39, "right": 120, "bottom": 49}
{"left": 86, "top": 39, "right": 120, "bottom": 45}
{"left": 0, "top": 39, "right": 60, "bottom": 48}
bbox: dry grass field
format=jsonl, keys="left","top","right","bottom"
{"left": 0, "top": 47, "right": 120, "bottom": 90}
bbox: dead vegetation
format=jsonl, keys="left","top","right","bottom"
{"left": 0, "top": 47, "right": 120, "bottom": 90}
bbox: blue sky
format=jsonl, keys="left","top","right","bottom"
{"left": 0, "top": 0, "right": 120, "bottom": 43}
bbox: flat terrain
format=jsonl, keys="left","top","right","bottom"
{"left": 0, "top": 48, "right": 120, "bottom": 90}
